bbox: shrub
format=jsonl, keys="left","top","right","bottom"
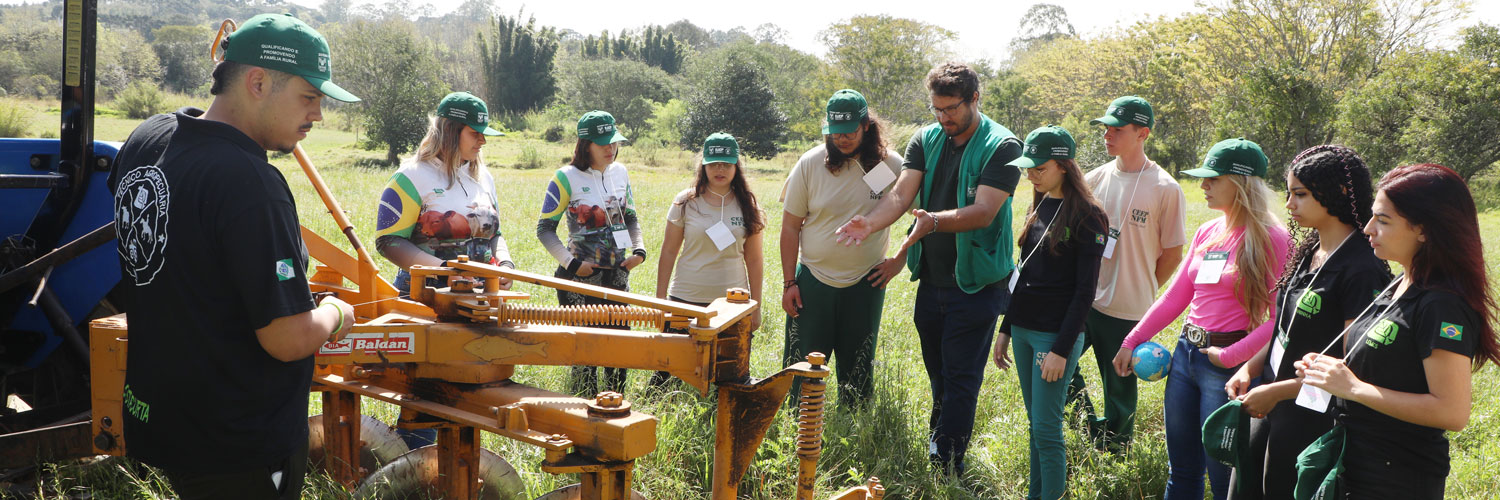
{"left": 115, "top": 81, "right": 165, "bottom": 119}
{"left": 0, "top": 105, "right": 32, "bottom": 137}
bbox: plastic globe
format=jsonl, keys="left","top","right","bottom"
{"left": 1132, "top": 341, "right": 1171, "bottom": 382}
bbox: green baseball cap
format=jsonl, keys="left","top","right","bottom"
{"left": 1294, "top": 426, "right": 1346, "bottom": 500}
{"left": 822, "top": 89, "right": 868, "bottom": 135}
{"left": 1183, "top": 138, "right": 1269, "bottom": 178}
{"left": 702, "top": 133, "right": 739, "bottom": 164}
{"left": 1008, "top": 125, "right": 1076, "bottom": 169}
{"left": 1090, "top": 96, "right": 1153, "bottom": 128}
{"left": 222, "top": 13, "right": 359, "bottom": 103}
{"left": 1202, "top": 400, "right": 1251, "bottom": 469}
{"left": 437, "top": 92, "right": 504, "bottom": 136}
{"left": 577, "top": 110, "right": 627, "bottom": 146}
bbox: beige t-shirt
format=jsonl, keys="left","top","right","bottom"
{"left": 1086, "top": 157, "right": 1188, "bottom": 320}
{"left": 665, "top": 188, "right": 751, "bottom": 303}
{"left": 783, "top": 145, "right": 903, "bottom": 288}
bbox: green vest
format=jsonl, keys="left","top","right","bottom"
{"left": 904, "top": 115, "right": 1017, "bottom": 293}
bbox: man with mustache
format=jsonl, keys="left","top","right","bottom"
{"left": 835, "top": 62, "right": 1023, "bottom": 476}
{"left": 109, "top": 13, "right": 359, "bottom": 499}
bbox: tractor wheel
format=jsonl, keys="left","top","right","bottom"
{"left": 533, "top": 484, "right": 648, "bottom": 500}
{"left": 352, "top": 444, "right": 525, "bottom": 499}
{"left": 306, "top": 414, "right": 409, "bottom": 482}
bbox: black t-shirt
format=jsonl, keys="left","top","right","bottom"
{"left": 107, "top": 107, "right": 203, "bottom": 195}
{"left": 1336, "top": 284, "right": 1481, "bottom": 477}
{"left": 902, "top": 131, "right": 1023, "bottom": 287}
{"left": 113, "top": 110, "right": 316, "bottom": 472}
{"left": 999, "top": 197, "right": 1107, "bottom": 355}
{"left": 1269, "top": 240, "right": 1390, "bottom": 381}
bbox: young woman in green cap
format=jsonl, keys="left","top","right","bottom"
{"left": 1295, "top": 163, "right": 1498, "bottom": 499}
{"left": 649, "top": 133, "right": 766, "bottom": 387}
{"left": 538, "top": 110, "right": 646, "bottom": 396}
{"left": 780, "top": 89, "right": 904, "bottom": 406}
{"left": 1111, "top": 138, "right": 1291, "bottom": 500}
{"left": 995, "top": 125, "right": 1107, "bottom": 500}
{"left": 373, "top": 91, "right": 509, "bottom": 449}
{"left": 1222, "top": 145, "right": 1388, "bottom": 499}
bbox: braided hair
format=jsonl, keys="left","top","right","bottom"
{"left": 1276, "top": 145, "right": 1386, "bottom": 291}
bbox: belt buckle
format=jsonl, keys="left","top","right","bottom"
{"left": 1184, "top": 324, "right": 1208, "bottom": 348}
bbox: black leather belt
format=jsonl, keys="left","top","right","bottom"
{"left": 1182, "top": 323, "right": 1247, "bottom": 348}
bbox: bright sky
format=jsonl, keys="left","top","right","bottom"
{"left": 4, "top": 0, "right": 1497, "bottom": 59}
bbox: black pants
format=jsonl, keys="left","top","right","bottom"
{"left": 161, "top": 441, "right": 308, "bottom": 500}
{"left": 556, "top": 265, "right": 631, "bottom": 396}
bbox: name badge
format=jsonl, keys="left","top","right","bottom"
{"left": 611, "top": 226, "right": 632, "bottom": 250}
{"left": 1103, "top": 227, "right": 1121, "bottom": 259}
{"left": 863, "top": 164, "right": 897, "bottom": 195}
{"left": 1008, "top": 268, "right": 1021, "bottom": 293}
{"left": 706, "top": 221, "right": 735, "bottom": 251}
{"left": 1295, "top": 384, "right": 1333, "bottom": 413}
{"left": 1194, "top": 251, "right": 1230, "bottom": 284}
{"left": 1269, "top": 332, "right": 1288, "bottom": 378}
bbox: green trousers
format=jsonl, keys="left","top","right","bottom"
{"left": 782, "top": 264, "right": 885, "bottom": 407}
{"left": 1065, "top": 308, "right": 1140, "bottom": 451}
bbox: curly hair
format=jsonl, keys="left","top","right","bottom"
{"left": 924, "top": 62, "right": 980, "bottom": 101}
{"left": 824, "top": 112, "right": 891, "bottom": 174}
{"left": 1276, "top": 145, "right": 1386, "bottom": 291}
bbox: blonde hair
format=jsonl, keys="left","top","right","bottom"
{"left": 413, "top": 116, "right": 482, "bottom": 189}
{"left": 1202, "top": 174, "right": 1282, "bottom": 325}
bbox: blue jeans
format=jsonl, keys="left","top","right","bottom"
{"left": 913, "top": 281, "right": 1010, "bottom": 474}
{"left": 1164, "top": 336, "right": 1235, "bottom": 500}
{"left": 1012, "top": 325, "right": 1086, "bottom": 500}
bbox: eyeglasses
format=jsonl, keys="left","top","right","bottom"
{"left": 928, "top": 100, "right": 970, "bottom": 118}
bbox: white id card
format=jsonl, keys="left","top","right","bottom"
{"left": 1008, "top": 269, "right": 1020, "bottom": 292}
{"left": 1295, "top": 384, "right": 1333, "bottom": 413}
{"left": 1269, "top": 333, "right": 1287, "bottom": 378}
{"left": 1102, "top": 228, "right": 1120, "bottom": 259}
{"left": 706, "top": 221, "right": 735, "bottom": 251}
{"left": 1195, "top": 251, "right": 1230, "bottom": 284}
{"left": 612, "top": 228, "right": 632, "bottom": 249}
{"left": 863, "top": 165, "right": 897, "bottom": 194}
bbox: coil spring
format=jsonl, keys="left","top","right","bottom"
{"left": 499, "top": 303, "right": 666, "bottom": 330}
{"left": 796, "top": 378, "right": 826, "bottom": 458}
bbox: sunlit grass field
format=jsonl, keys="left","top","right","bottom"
{"left": 5, "top": 95, "right": 1499, "bottom": 499}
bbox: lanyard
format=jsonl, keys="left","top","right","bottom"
{"left": 1017, "top": 198, "right": 1065, "bottom": 271}
{"left": 707, "top": 189, "right": 729, "bottom": 224}
{"left": 591, "top": 167, "right": 621, "bottom": 224}
{"left": 1313, "top": 274, "right": 1404, "bottom": 359}
{"left": 1111, "top": 162, "right": 1145, "bottom": 234}
{"left": 1277, "top": 232, "right": 1355, "bottom": 340}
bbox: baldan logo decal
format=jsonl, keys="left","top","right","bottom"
{"left": 319, "top": 332, "right": 417, "bottom": 356}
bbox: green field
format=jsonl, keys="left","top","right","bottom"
{"left": 6, "top": 95, "right": 1499, "bottom": 499}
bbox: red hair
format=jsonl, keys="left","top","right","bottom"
{"left": 1378, "top": 164, "right": 1499, "bottom": 370}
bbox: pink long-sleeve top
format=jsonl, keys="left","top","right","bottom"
{"left": 1120, "top": 216, "right": 1291, "bottom": 367}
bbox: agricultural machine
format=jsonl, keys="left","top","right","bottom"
{"left": 0, "top": 1, "right": 887, "bottom": 498}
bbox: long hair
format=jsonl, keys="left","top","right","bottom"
{"left": 1276, "top": 145, "right": 1386, "bottom": 291}
{"left": 1020, "top": 159, "right": 1105, "bottom": 255}
{"left": 824, "top": 113, "right": 892, "bottom": 174}
{"left": 570, "top": 138, "right": 596, "bottom": 171}
{"left": 677, "top": 156, "right": 765, "bottom": 236}
{"left": 413, "top": 117, "right": 482, "bottom": 189}
{"left": 1378, "top": 164, "right": 1499, "bottom": 370}
{"left": 1202, "top": 174, "right": 1284, "bottom": 325}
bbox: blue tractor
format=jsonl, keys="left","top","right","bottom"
{"left": 0, "top": 0, "right": 122, "bottom": 466}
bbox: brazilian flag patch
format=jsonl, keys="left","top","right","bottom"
{"left": 1096, "top": 233, "right": 1107, "bottom": 245}
{"left": 1440, "top": 322, "right": 1463, "bottom": 341}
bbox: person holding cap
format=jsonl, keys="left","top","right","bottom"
{"left": 995, "top": 126, "right": 1107, "bottom": 500}
{"left": 109, "top": 13, "right": 358, "bottom": 499}
{"left": 780, "top": 89, "right": 904, "bottom": 406}
{"left": 1294, "top": 164, "right": 1498, "bottom": 499}
{"left": 833, "top": 63, "right": 1024, "bottom": 475}
{"left": 1065, "top": 96, "right": 1187, "bottom": 453}
{"left": 538, "top": 110, "right": 646, "bottom": 396}
{"left": 1111, "top": 138, "right": 1291, "bottom": 500}
{"left": 376, "top": 91, "right": 512, "bottom": 295}
{"left": 649, "top": 133, "right": 766, "bottom": 387}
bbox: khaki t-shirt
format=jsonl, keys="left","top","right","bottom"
{"left": 1086, "top": 158, "right": 1188, "bottom": 320}
{"left": 665, "top": 188, "right": 751, "bottom": 303}
{"left": 783, "top": 145, "right": 904, "bottom": 288}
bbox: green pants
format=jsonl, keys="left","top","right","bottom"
{"left": 1013, "top": 325, "right": 1086, "bottom": 500}
{"left": 1065, "top": 308, "right": 1140, "bottom": 451}
{"left": 782, "top": 264, "right": 884, "bottom": 407}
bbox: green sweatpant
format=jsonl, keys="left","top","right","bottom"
{"left": 1065, "top": 308, "right": 1140, "bottom": 451}
{"left": 782, "top": 264, "right": 884, "bottom": 407}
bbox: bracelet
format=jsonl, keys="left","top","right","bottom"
{"left": 927, "top": 212, "right": 940, "bottom": 235}
{"left": 322, "top": 302, "right": 344, "bottom": 342}
{"left": 783, "top": 279, "right": 798, "bottom": 290}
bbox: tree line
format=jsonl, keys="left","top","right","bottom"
{"left": 0, "top": 0, "right": 1495, "bottom": 179}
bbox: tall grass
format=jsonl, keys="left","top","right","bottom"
{"left": 6, "top": 108, "right": 1499, "bottom": 499}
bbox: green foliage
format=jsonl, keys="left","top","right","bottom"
{"left": 580, "top": 26, "right": 689, "bottom": 75}
{"left": 96, "top": 27, "right": 162, "bottom": 99}
{"left": 114, "top": 80, "right": 166, "bottom": 119}
{"left": 478, "top": 12, "right": 560, "bottom": 114}
{"left": 819, "top": 15, "right": 957, "bottom": 125}
{"left": 1213, "top": 62, "right": 1336, "bottom": 180}
{"left": 0, "top": 103, "right": 31, "bottom": 137}
{"left": 691, "top": 40, "right": 833, "bottom": 142}
{"left": 151, "top": 24, "right": 213, "bottom": 94}
{"left": 328, "top": 19, "right": 449, "bottom": 165}
{"left": 1010, "top": 3, "right": 1077, "bottom": 53}
{"left": 680, "top": 52, "right": 786, "bottom": 159}
{"left": 554, "top": 55, "right": 677, "bottom": 130}
{"left": 637, "top": 98, "right": 687, "bottom": 149}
